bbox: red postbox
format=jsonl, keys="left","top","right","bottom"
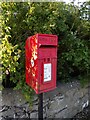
{"left": 25, "top": 34, "right": 58, "bottom": 94}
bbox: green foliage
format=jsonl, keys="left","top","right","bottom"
{"left": 58, "top": 33, "right": 90, "bottom": 80}
{"left": 1, "top": 2, "right": 90, "bottom": 102}
{"left": 1, "top": 35, "right": 21, "bottom": 76}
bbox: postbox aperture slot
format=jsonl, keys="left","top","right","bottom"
{"left": 39, "top": 45, "right": 57, "bottom": 48}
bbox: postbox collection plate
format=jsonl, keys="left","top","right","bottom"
{"left": 44, "top": 63, "right": 51, "bottom": 82}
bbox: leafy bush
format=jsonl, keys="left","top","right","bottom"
{"left": 1, "top": 35, "right": 21, "bottom": 79}
{"left": 58, "top": 33, "right": 90, "bottom": 81}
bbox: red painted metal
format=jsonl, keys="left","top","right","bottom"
{"left": 25, "top": 34, "right": 58, "bottom": 94}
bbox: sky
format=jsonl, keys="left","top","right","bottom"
{"left": 62, "top": 0, "right": 88, "bottom": 5}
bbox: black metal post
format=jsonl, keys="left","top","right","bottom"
{"left": 38, "top": 93, "right": 43, "bottom": 120}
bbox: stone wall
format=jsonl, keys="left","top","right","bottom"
{"left": 31, "top": 80, "right": 90, "bottom": 119}
{"left": 0, "top": 80, "right": 90, "bottom": 119}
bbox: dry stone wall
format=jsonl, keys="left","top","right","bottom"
{"left": 31, "top": 81, "right": 89, "bottom": 119}
{"left": 0, "top": 80, "right": 90, "bottom": 119}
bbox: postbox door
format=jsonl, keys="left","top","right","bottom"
{"left": 38, "top": 58, "right": 56, "bottom": 93}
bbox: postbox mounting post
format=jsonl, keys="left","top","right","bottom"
{"left": 38, "top": 93, "right": 43, "bottom": 119}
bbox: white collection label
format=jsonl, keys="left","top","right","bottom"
{"left": 44, "top": 63, "right": 51, "bottom": 82}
